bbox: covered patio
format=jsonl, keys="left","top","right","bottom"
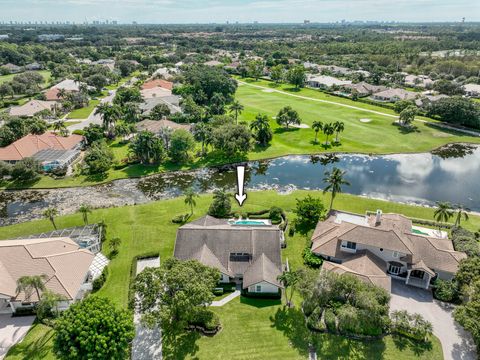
{"left": 405, "top": 260, "right": 435, "bottom": 289}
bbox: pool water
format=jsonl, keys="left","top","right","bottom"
{"left": 232, "top": 220, "right": 267, "bottom": 226}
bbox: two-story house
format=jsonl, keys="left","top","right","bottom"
{"left": 311, "top": 210, "right": 466, "bottom": 291}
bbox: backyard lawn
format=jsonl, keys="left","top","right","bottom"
{"left": 2, "top": 190, "right": 477, "bottom": 359}
{"left": 66, "top": 99, "right": 100, "bottom": 119}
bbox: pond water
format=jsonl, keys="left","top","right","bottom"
{"left": 1, "top": 144, "right": 479, "bottom": 226}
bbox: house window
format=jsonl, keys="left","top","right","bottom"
{"left": 388, "top": 264, "right": 401, "bottom": 275}
{"left": 345, "top": 241, "right": 356, "bottom": 250}
{"left": 392, "top": 251, "right": 400, "bottom": 258}
{"left": 256, "top": 285, "right": 262, "bottom": 292}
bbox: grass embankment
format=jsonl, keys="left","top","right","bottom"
{"left": 2, "top": 190, "right": 474, "bottom": 359}
{"left": 3, "top": 77, "right": 479, "bottom": 190}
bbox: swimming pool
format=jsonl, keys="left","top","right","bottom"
{"left": 230, "top": 219, "right": 270, "bottom": 226}
{"left": 412, "top": 228, "right": 429, "bottom": 236}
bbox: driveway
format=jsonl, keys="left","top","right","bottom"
{"left": 0, "top": 314, "right": 35, "bottom": 359}
{"left": 390, "top": 280, "right": 477, "bottom": 360}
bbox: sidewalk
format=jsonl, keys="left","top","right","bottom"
{"left": 210, "top": 290, "right": 241, "bottom": 307}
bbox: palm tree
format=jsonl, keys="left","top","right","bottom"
{"left": 323, "top": 167, "right": 350, "bottom": 211}
{"left": 184, "top": 187, "right": 199, "bottom": 215}
{"left": 78, "top": 204, "right": 92, "bottom": 225}
{"left": 322, "top": 122, "right": 335, "bottom": 146}
{"left": 95, "top": 103, "right": 121, "bottom": 137}
{"left": 453, "top": 204, "right": 470, "bottom": 227}
{"left": 109, "top": 237, "right": 122, "bottom": 255}
{"left": 250, "top": 113, "right": 272, "bottom": 147}
{"left": 56, "top": 88, "right": 67, "bottom": 100}
{"left": 229, "top": 100, "right": 244, "bottom": 124}
{"left": 53, "top": 120, "right": 66, "bottom": 135}
{"left": 333, "top": 121, "right": 345, "bottom": 143}
{"left": 277, "top": 270, "right": 300, "bottom": 307}
{"left": 16, "top": 274, "right": 48, "bottom": 302}
{"left": 43, "top": 207, "right": 59, "bottom": 230}
{"left": 433, "top": 202, "right": 454, "bottom": 229}
{"left": 193, "top": 122, "right": 211, "bottom": 156}
{"left": 312, "top": 121, "right": 323, "bottom": 144}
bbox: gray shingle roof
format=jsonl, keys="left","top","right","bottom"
{"left": 243, "top": 253, "right": 283, "bottom": 289}
{"left": 174, "top": 216, "right": 282, "bottom": 280}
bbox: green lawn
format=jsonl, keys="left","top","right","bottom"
{"left": 67, "top": 99, "right": 100, "bottom": 119}
{"left": 2, "top": 190, "right": 455, "bottom": 359}
{"left": 0, "top": 70, "right": 51, "bottom": 86}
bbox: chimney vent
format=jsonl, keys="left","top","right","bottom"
{"left": 375, "top": 209, "right": 382, "bottom": 225}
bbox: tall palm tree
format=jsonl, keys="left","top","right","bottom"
{"left": 312, "top": 121, "right": 323, "bottom": 144}
{"left": 78, "top": 204, "right": 92, "bottom": 225}
{"left": 433, "top": 202, "right": 454, "bottom": 229}
{"left": 229, "top": 100, "right": 244, "bottom": 124}
{"left": 95, "top": 103, "right": 121, "bottom": 137}
{"left": 322, "top": 123, "right": 335, "bottom": 146}
{"left": 53, "top": 120, "right": 66, "bottom": 135}
{"left": 16, "top": 274, "right": 48, "bottom": 302}
{"left": 56, "top": 88, "right": 67, "bottom": 100}
{"left": 193, "top": 122, "right": 211, "bottom": 156}
{"left": 250, "top": 113, "right": 272, "bottom": 147}
{"left": 333, "top": 121, "right": 345, "bottom": 143}
{"left": 323, "top": 167, "right": 350, "bottom": 211}
{"left": 184, "top": 187, "right": 199, "bottom": 215}
{"left": 277, "top": 270, "right": 300, "bottom": 307}
{"left": 453, "top": 204, "right": 470, "bottom": 227}
{"left": 43, "top": 207, "right": 59, "bottom": 230}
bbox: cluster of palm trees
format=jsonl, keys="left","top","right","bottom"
{"left": 312, "top": 120, "right": 345, "bottom": 146}
{"left": 433, "top": 202, "right": 470, "bottom": 228}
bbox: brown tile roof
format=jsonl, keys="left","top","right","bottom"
{"left": 174, "top": 216, "right": 282, "bottom": 280}
{"left": 141, "top": 79, "right": 173, "bottom": 91}
{"left": 44, "top": 87, "right": 62, "bottom": 101}
{"left": 0, "top": 237, "right": 94, "bottom": 302}
{"left": 312, "top": 211, "right": 466, "bottom": 276}
{"left": 322, "top": 251, "right": 391, "bottom": 291}
{"left": 0, "top": 132, "right": 83, "bottom": 162}
{"left": 136, "top": 119, "right": 191, "bottom": 133}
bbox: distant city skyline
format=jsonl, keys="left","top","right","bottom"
{"left": 1, "top": 0, "right": 479, "bottom": 24}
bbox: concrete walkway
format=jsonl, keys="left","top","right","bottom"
{"left": 390, "top": 280, "right": 477, "bottom": 360}
{"left": 132, "top": 257, "right": 162, "bottom": 360}
{"left": 210, "top": 290, "right": 241, "bottom": 307}
{"left": 0, "top": 315, "right": 35, "bottom": 359}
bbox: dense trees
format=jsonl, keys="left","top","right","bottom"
{"left": 426, "top": 97, "right": 480, "bottom": 129}
{"left": 0, "top": 116, "right": 49, "bottom": 146}
{"left": 286, "top": 65, "right": 306, "bottom": 89}
{"left": 54, "top": 297, "right": 134, "bottom": 360}
{"left": 168, "top": 129, "right": 195, "bottom": 163}
{"left": 135, "top": 258, "right": 220, "bottom": 332}
{"left": 83, "top": 141, "right": 114, "bottom": 174}
{"left": 276, "top": 106, "right": 300, "bottom": 129}
{"left": 212, "top": 124, "right": 252, "bottom": 156}
{"left": 129, "top": 131, "right": 166, "bottom": 164}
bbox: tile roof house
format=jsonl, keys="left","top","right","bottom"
{"left": 139, "top": 96, "right": 182, "bottom": 116}
{"left": 371, "top": 88, "right": 418, "bottom": 102}
{"left": 136, "top": 119, "right": 191, "bottom": 133}
{"left": 8, "top": 100, "right": 59, "bottom": 117}
{"left": 43, "top": 79, "right": 88, "bottom": 101}
{"left": 174, "top": 216, "right": 284, "bottom": 295}
{"left": 306, "top": 75, "right": 352, "bottom": 89}
{"left": 140, "top": 86, "right": 172, "bottom": 99}
{"left": 0, "top": 132, "right": 84, "bottom": 163}
{"left": 0, "top": 237, "right": 95, "bottom": 314}
{"left": 342, "top": 82, "right": 387, "bottom": 97}
{"left": 141, "top": 79, "right": 174, "bottom": 91}
{"left": 311, "top": 210, "right": 466, "bottom": 292}
{"left": 463, "top": 83, "right": 480, "bottom": 98}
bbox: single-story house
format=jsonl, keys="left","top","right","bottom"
{"left": 140, "top": 96, "right": 182, "bottom": 116}
{"left": 140, "top": 86, "right": 172, "bottom": 99}
{"left": 306, "top": 75, "right": 352, "bottom": 89}
{"left": 8, "top": 100, "right": 59, "bottom": 117}
{"left": 311, "top": 210, "right": 467, "bottom": 292}
{"left": 1, "top": 63, "right": 22, "bottom": 74}
{"left": 136, "top": 119, "right": 191, "bottom": 133}
{"left": 92, "top": 59, "right": 115, "bottom": 71}
{"left": 152, "top": 67, "right": 177, "bottom": 80}
{"left": 404, "top": 74, "right": 435, "bottom": 88}
{"left": 463, "top": 83, "right": 480, "bottom": 98}
{"left": 0, "top": 237, "right": 95, "bottom": 314}
{"left": 24, "top": 62, "right": 42, "bottom": 71}
{"left": 43, "top": 79, "right": 89, "bottom": 101}
{"left": 141, "top": 79, "right": 174, "bottom": 91}
{"left": 371, "top": 88, "right": 418, "bottom": 102}
{"left": 415, "top": 94, "right": 449, "bottom": 107}
{"left": 342, "top": 82, "right": 387, "bottom": 97}
{"left": 33, "top": 148, "right": 81, "bottom": 171}
{"left": 174, "top": 216, "right": 284, "bottom": 295}
{"left": 0, "top": 132, "right": 84, "bottom": 163}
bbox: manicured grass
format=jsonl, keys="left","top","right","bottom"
{"left": 2, "top": 190, "right": 463, "bottom": 359}
{"left": 67, "top": 99, "right": 100, "bottom": 119}
{"left": 0, "top": 70, "right": 51, "bottom": 86}
{"left": 5, "top": 322, "right": 55, "bottom": 360}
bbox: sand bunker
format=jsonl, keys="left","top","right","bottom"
{"left": 291, "top": 123, "right": 310, "bottom": 129}
{"left": 360, "top": 118, "right": 372, "bottom": 123}
{"left": 262, "top": 89, "right": 275, "bottom": 93}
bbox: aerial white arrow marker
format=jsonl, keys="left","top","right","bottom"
{"left": 235, "top": 166, "right": 247, "bottom": 206}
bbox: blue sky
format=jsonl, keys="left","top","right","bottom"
{"left": 1, "top": 0, "right": 478, "bottom": 23}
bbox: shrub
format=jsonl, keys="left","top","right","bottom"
{"left": 293, "top": 195, "right": 325, "bottom": 231}
{"left": 50, "top": 165, "right": 67, "bottom": 177}
{"left": 72, "top": 129, "right": 85, "bottom": 136}
{"left": 189, "top": 308, "right": 221, "bottom": 331}
{"left": 213, "top": 288, "right": 224, "bottom": 296}
{"left": 11, "top": 157, "right": 41, "bottom": 182}
{"left": 306, "top": 307, "right": 325, "bottom": 331}
{"left": 172, "top": 213, "right": 191, "bottom": 224}
{"left": 269, "top": 206, "right": 283, "bottom": 223}
{"left": 302, "top": 247, "right": 323, "bottom": 268}
{"left": 208, "top": 190, "right": 231, "bottom": 218}
{"left": 324, "top": 308, "right": 337, "bottom": 332}
{"left": 451, "top": 227, "right": 480, "bottom": 257}
{"left": 433, "top": 279, "right": 460, "bottom": 303}
{"left": 92, "top": 266, "right": 109, "bottom": 292}
{"left": 390, "top": 310, "right": 433, "bottom": 342}
{"left": 337, "top": 305, "right": 362, "bottom": 335}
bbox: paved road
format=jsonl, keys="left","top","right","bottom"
{"left": 132, "top": 257, "right": 162, "bottom": 360}
{"left": 390, "top": 280, "right": 477, "bottom": 360}
{"left": 68, "top": 90, "right": 116, "bottom": 131}
{"left": 0, "top": 314, "right": 35, "bottom": 359}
